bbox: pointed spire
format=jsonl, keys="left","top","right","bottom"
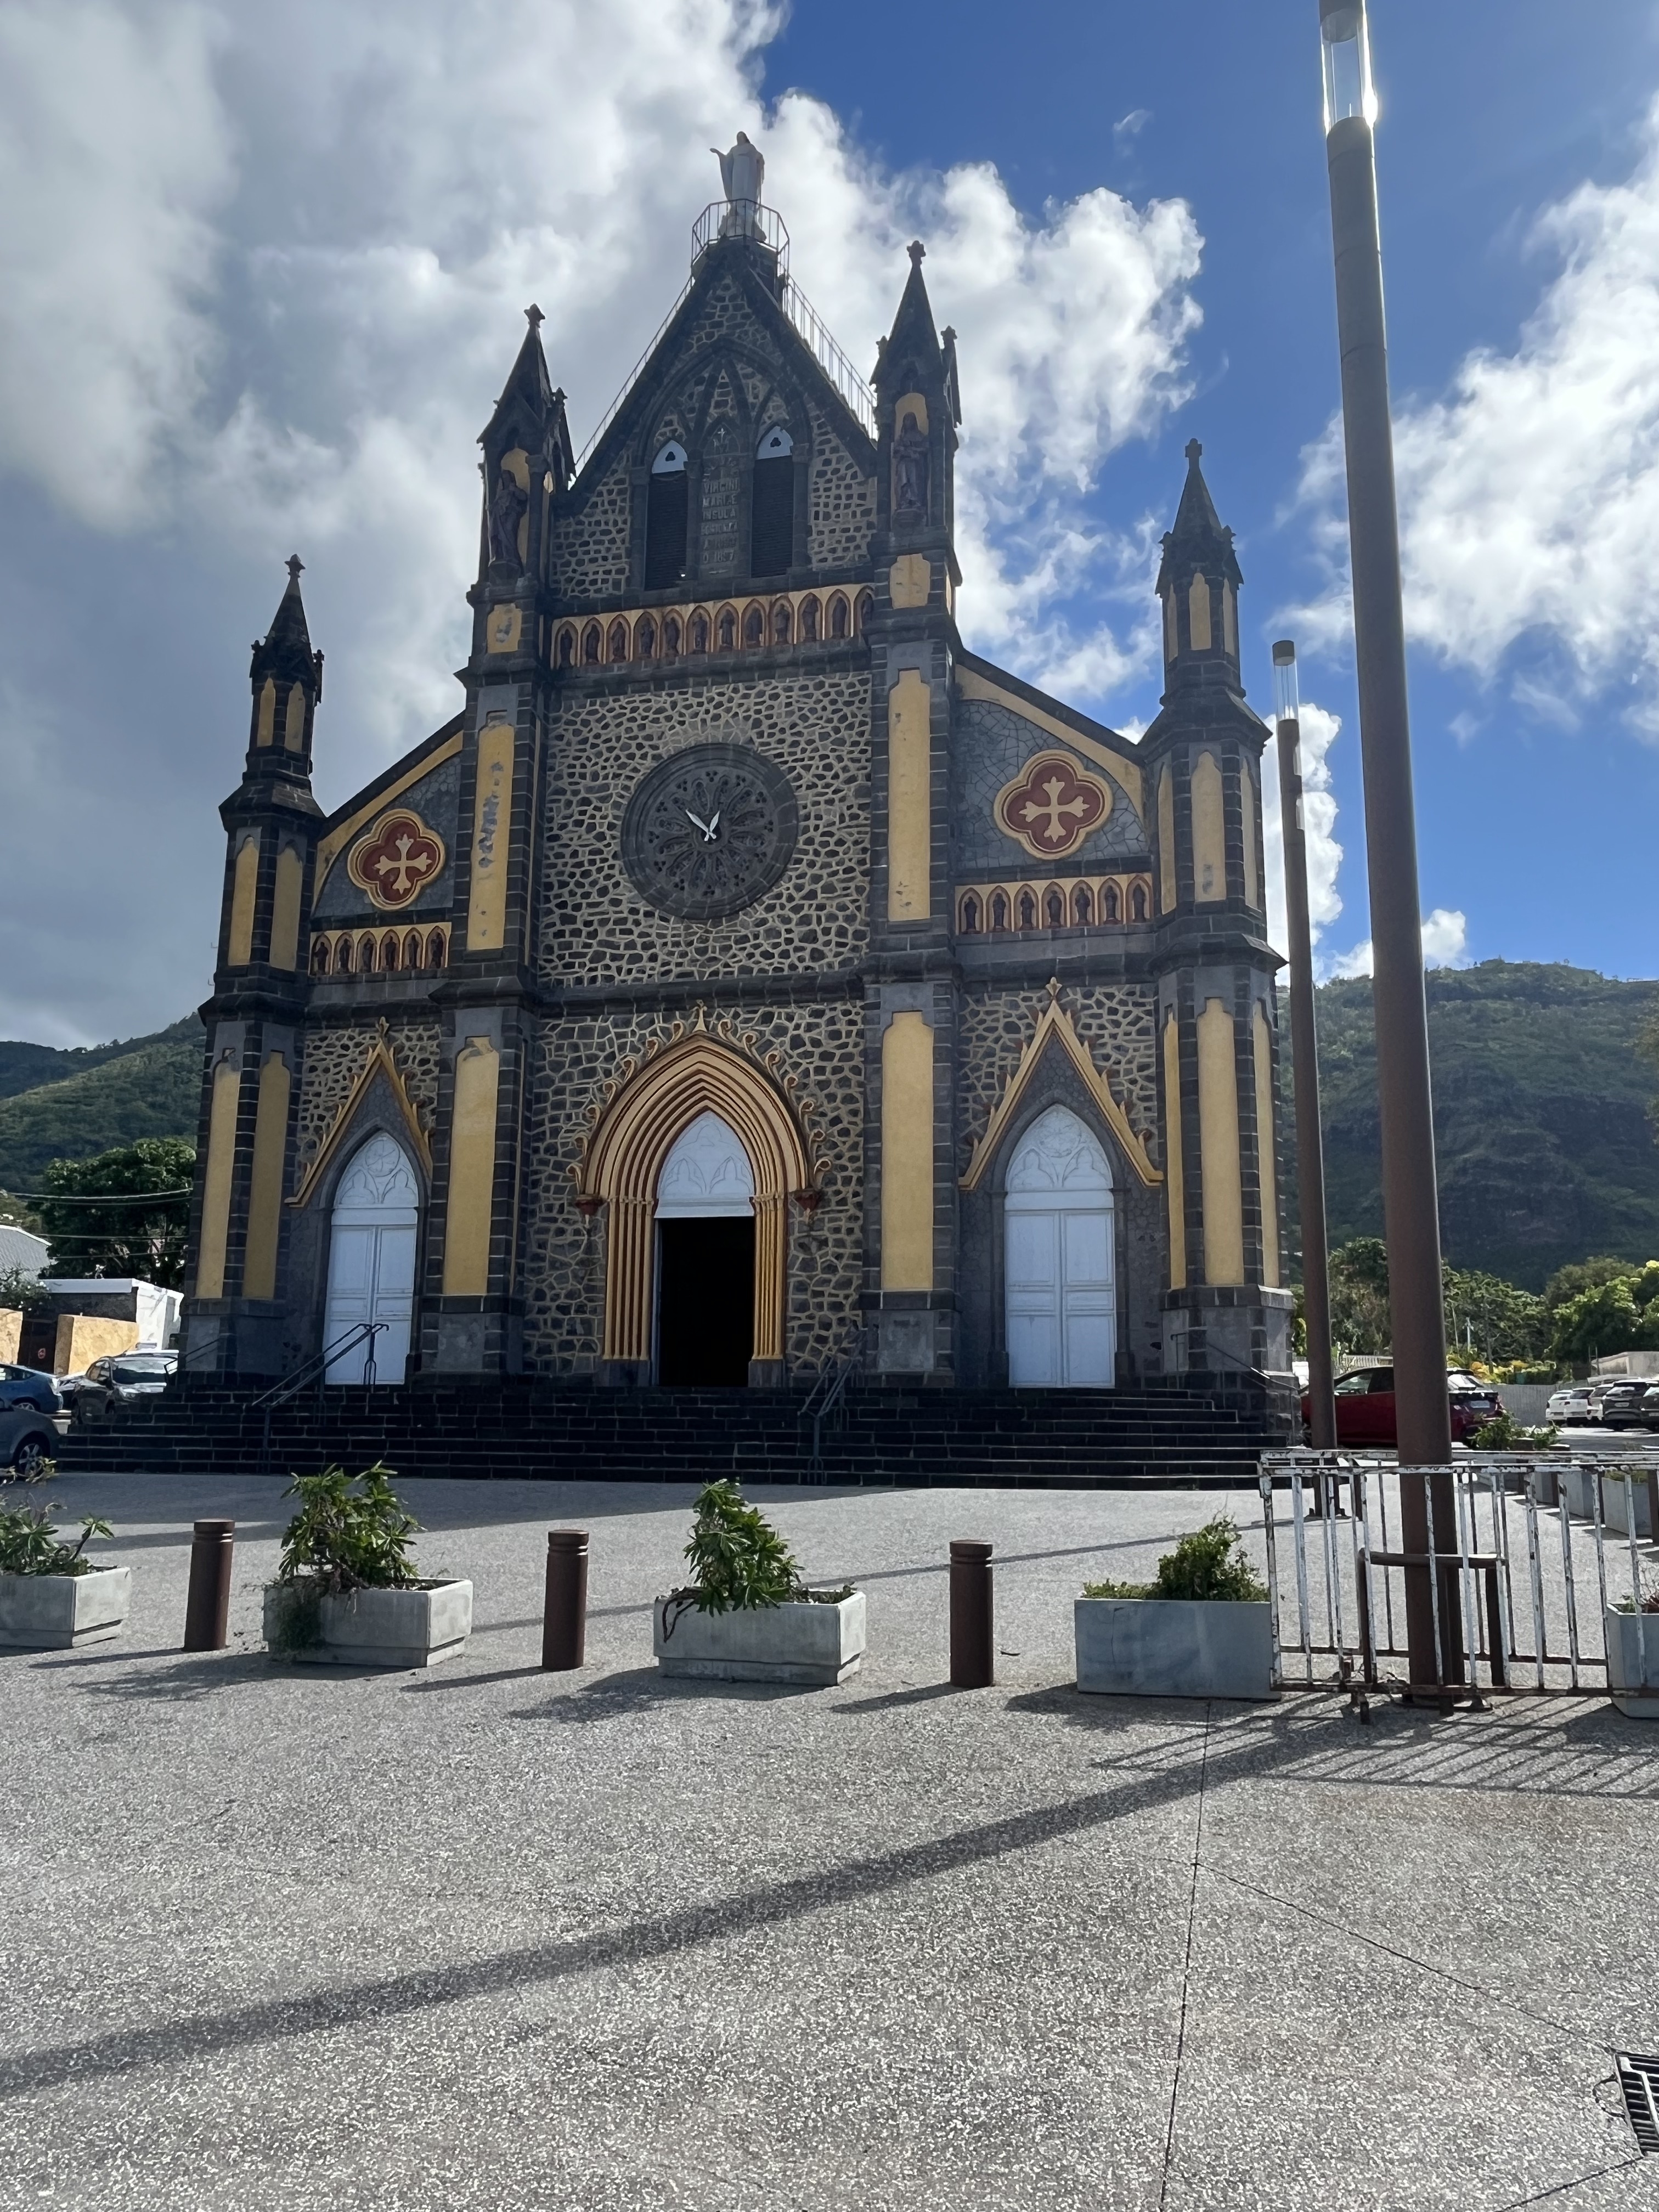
{"left": 250, "top": 554, "right": 319, "bottom": 689}
{"left": 1161, "top": 439, "right": 1241, "bottom": 584}
{"left": 481, "top": 305, "right": 556, "bottom": 451}
{"left": 879, "top": 237, "right": 943, "bottom": 376}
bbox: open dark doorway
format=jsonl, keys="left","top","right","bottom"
{"left": 657, "top": 1216, "right": 755, "bottom": 1386}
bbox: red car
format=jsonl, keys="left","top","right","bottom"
{"left": 1302, "top": 1366, "right": 1503, "bottom": 1447}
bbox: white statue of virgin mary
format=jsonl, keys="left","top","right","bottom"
{"left": 712, "top": 133, "right": 764, "bottom": 236}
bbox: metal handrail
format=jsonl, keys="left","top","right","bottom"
{"left": 802, "top": 1342, "right": 863, "bottom": 1478}
{"left": 780, "top": 278, "right": 878, "bottom": 438}
{"left": 691, "top": 199, "right": 789, "bottom": 269}
{"left": 245, "top": 1322, "right": 386, "bottom": 1417}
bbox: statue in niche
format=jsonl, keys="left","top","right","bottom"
{"left": 713, "top": 133, "right": 764, "bottom": 237}
{"left": 893, "top": 408, "right": 929, "bottom": 517}
{"left": 487, "top": 458, "right": 528, "bottom": 569}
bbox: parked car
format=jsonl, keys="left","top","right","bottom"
{"left": 1595, "top": 1380, "right": 1654, "bottom": 1430}
{"left": 0, "top": 1404, "right": 57, "bottom": 1478}
{"left": 53, "top": 1371, "right": 93, "bottom": 1408}
{"left": 0, "top": 1363, "right": 61, "bottom": 1417}
{"left": 1304, "top": 1366, "right": 1504, "bottom": 1448}
{"left": 1545, "top": 1385, "right": 1594, "bottom": 1426}
{"left": 70, "top": 1351, "right": 178, "bottom": 1425}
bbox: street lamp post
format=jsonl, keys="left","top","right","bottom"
{"left": 1318, "top": 0, "right": 1460, "bottom": 1688}
{"left": 1272, "top": 642, "right": 1337, "bottom": 1461}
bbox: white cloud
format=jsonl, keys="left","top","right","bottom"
{"left": 1327, "top": 908, "right": 1470, "bottom": 981}
{"left": 1261, "top": 700, "right": 1346, "bottom": 963}
{"left": 0, "top": 0, "right": 1206, "bottom": 1041}
{"left": 1289, "top": 95, "right": 1659, "bottom": 736}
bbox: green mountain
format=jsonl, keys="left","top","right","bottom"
{"left": 0, "top": 1017, "right": 204, "bottom": 1193}
{"left": 1298, "top": 961, "right": 1659, "bottom": 1291}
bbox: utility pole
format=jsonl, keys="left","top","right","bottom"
{"left": 1272, "top": 642, "right": 1337, "bottom": 1459}
{"left": 1318, "top": 0, "right": 1460, "bottom": 1688}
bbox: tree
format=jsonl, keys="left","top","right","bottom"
{"left": 1549, "top": 1278, "right": 1642, "bottom": 1365}
{"left": 1542, "top": 1254, "right": 1639, "bottom": 1311}
{"left": 1328, "top": 1238, "right": 1392, "bottom": 1357}
{"left": 1442, "top": 1267, "right": 1548, "bottom": 1365}
{"left": 32, "top": 1139, "right": 195, "bottom": 1288}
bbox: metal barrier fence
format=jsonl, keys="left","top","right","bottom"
{"left": 1258, "top": 1453, "right": 1658, "bottom": 1708}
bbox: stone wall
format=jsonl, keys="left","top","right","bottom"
{"left": 294, "top": 1018, "right": 443, "bottom": 1189}
{"left": 956, "top": 982, "right": 1161, "bottom": 1175}
{"left": 520, "top": 997, "right": 865, "bottom": 1376}
{"left": 539, "top": 666, "right": 872, "bottom": 988}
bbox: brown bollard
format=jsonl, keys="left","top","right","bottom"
{"left": 182, "top": 1519, "right": 235, "bottom": 1651}
{"left": 949, "top": 1538, "right": 994, "bottom": 1689}
{"left": 541, "top": 1530, "right": 589, "bottom": 1671}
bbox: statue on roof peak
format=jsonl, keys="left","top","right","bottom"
{"left": 713, "top": 132, "right": 765, "bottom": 239}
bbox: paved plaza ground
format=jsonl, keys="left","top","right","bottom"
{"left": 3, "top": 1471, "right": 1658, "bottom": 2211}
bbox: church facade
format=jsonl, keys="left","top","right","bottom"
{"left": 179, "top": 182, "right": 1292, "bottom": 1400}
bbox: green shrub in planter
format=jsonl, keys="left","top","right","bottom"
{"left": 1470, "top": 1414, "right": 1557, "bottom": 1451}
{"left": 1083, "top": 1515, "right": 1267, "bottom": 1604}
{"left": 0, "top": 1499, "right": 112, "bottom": 1577}
{"left": 266, "top": 1463, "right": 424, "bottom": 1653}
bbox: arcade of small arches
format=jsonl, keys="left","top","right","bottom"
{"left": 554, "top": 587, "right": 874, "bottom": 672}
{"left": 309, "top": 922, "right": 452, "bottom": 979}
{"left": 955, "top": 875, "right": 1154, "bottom": 938}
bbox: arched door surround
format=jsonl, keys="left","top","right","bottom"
{"left": 322, "top": 1131, "right": 420, "bottom": 1384}
{"left": 1004, "top": 1105, "right": 1116, "bottom": 1389}
{"left": 577, "top": 1034, "right": 814, "bottom": 1378}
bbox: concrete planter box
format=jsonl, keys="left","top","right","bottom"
{"left": 1075, "top": 1596, "right": 1277, "bottom": 1701}
{"left": 0, "top": 1566, "right": 130, "bottom": 1650}
{"left": 1606, "top": 1609, "right": 1659, "bottom": 1719}
{"left": 1562, "top": 1464, "right": 1604, "bottom": 1521}
{"left": 1599, "top": 1474, "right": 1657, "bottom": 1539}
{"left": 263, "top": 1580, "right": 472, "bottom": 1669}
{"left": 653, "top": 1593, "right": 865, "bottom": 1685}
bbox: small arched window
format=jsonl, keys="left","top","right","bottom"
{"left": 772, "top": 600, "right": 792, "bottom": 645}
{"left": 1104, "top": 882, "right": 1121, "bottom": 923}
{"left": 583, "top": 622, "right": 602, "bottom": 665}
{"left": 404, "top": 932, "right": 421, "bottom": 969}
{"left": 1045, "top": 888, "right": 1065, "bottom": 930}
{"left": 557, "top": 626, "right": 575, "bottom": 668}
{"left": 663, "top": 614, "right": 682, "bottom": 657}
{"left": 829, "top": 594, "right": 849, "bottom": 640}
{"left": 1018, "top": 890, "right": 1037, "bottom": 930}
{"left": 637, "top": 616, "right": 656, "bottom": 659}
{"left": 691, "top": 611, "right": 710, "bottom": 653}
{"left": 742, "top": 602, "right": 765, "bottom": 648}
{"left": 645, "top": 441, "right": 689, "bottom": 590}
{"left": 856, "top": 590, "right": 873, "bottom": 636}
{"left": 608, "top": 619, "right": 629, "bottom": 662}
{"left": 1072, "top": 884, "right": 1093, "bottom": 927}
{"left": 799, "top": 595, "right": 820, "bottom": 641}
{"left": 358, "top": 935, "right": 376, "bottom": 974}
{"left": 427, "top": 929, "right": 447, "bottom": 971}
{"left": 717, "top": 607, "right": 737, "bottom": 651}
{"left": 751, "top": 425, "right": 794, "bottom": 578}
{"left": 1131, "top": 883, "right": 1148, "bottom": 922}
{"left": 991, "top": 893, "right": 1009, "bottom": 932}
{"left": 961, "top": 894, "right": 980, "bottom": 934}
{"left": 335, "top": 936, "right": 353, "bottom": 977}
{"left": 311, "top": 936, "right": 331, "bottom": 976}
{"left": 381, "top": 932, "right": 400, "bottom": 973}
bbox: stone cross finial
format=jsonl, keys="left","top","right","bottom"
{"left": 286, "top": 554, "right": 304, "bottom": 582}
{"left": 525, "top": 303, "right": 544, "bottom": 330}
{"left": 1185, "top": 439, "right": 1203, "bottom": 465}
{"left": 908, "top": 240, "right": 926, "bottom": 267}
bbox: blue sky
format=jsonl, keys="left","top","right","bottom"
{"left": 0, "top": 0, "right": 1655, "bottom": 1043}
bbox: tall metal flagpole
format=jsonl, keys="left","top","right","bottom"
{"left": 1318, "top": 0, "right": 1460, "bottom": 1688}
{"left": 1272, "top": 642, "right": 1337, "bottom": 1460}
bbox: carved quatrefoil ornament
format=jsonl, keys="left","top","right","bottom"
{"left": 622, "top": 743, "right": 798, "bottom": 921}
{"left": 994, "top": 751, "right": 1112, "bottom": 861}
{"left": 347, "top": 809, "right": 447, "bottom": 911}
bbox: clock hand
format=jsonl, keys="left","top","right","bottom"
{"left": 707, "top": 809, "right": 720, "bottom": 837}
{"left": 684, "top": 808, "right": 716, "bottom": 841}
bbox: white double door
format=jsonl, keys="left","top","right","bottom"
{"left": 1005, "top": 1105, "right": 1116, "bottom": 1389}
{"left": 323, "top": 1132, "right": 419, "bottom": 1384}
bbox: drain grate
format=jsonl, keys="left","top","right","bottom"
{"left": 1617, "top": 2054, "right": 1659, "bottom": 2153}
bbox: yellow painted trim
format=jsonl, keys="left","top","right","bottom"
{"left": 894, "top": 391, "right": 929, "bottom": 435}
{"left": 1242, "top": 766, "right": 1260, "bottom": 913}
{"left": 1198, "top": 997, "right": 1244, "bottom": 1284}
{"left": 283, "top": 681, "right": 307, "bottom": 753}
{"left": 1253, "top": 1003, "right": 1279, "bottom": 1288}
{"left": 313, "top": 731, "right": 465, "bottom": 900}
{"left": 1188, "top": 572, "right": 1212, "bottom": 652}
{"left": 467, "top": 718, "right": 516, "bottom": 952}
{"left": 961, "top": 983, "right": 1163, "bottom": 1193}
{"left": 242, "top": 1052, "right": 292, "bottom": 1300}
{"left": 289, "top": 1029, "right": 433, "bottom": 1209}
{"left": 889, "top": 553, "right": 930, "bottom": 608}
{"left": 881, "top": 1011, "right": 934, "bottom": 1291}
{"left": 1192, "top": 751, "right": 1225, "bottom": 904}
{"left": 1158, "top": 767, "right": 1176, "bottom": 914}
{"left": 887, "top": 670, "right": 932, "bottom": 921}
{"left": 442, "top": 1036, "right": 501, "bottom": 1296}
{"left": 1163, "top": 1013, "right": 1186, "bottom": 1289}
{"left": 194, "top": 1058, "right": 241, "bottom": 1299}
{"left": 577, "top": 1028, "right": 814, "bottom": 1367}
{"left": 227, "top": 835, "right": 259, "bottom": 967}
{"left": 486, "top": 603, "right": 523, "bottom": 656}
{"left": 1223, "top": 581, "right": 1239, "bottom": 659}
{"left": 269, "top": 845, "right": 304, "bottom": 971}
{"left": 255, "top": 679, "right": 276, "bottom": 747}
{"left": 954, "top": 665, "right": 1143, "bottom": 818}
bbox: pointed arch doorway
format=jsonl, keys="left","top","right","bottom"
{"left": 322, "top": 1131, "right": 420, "bottom": 1384}
{"left": 1005, "top": 1105, "right": 1116, "bottom": 1388}
{"left": 654, "top": 1110, "right": 755, "bottom": 1386}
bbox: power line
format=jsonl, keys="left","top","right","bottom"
{"left": 1, "top": 1188, "right": 193, "bottom": 1204}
